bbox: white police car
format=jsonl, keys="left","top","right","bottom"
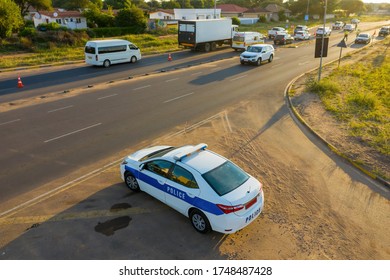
{"left": 120, "top": 143, "right": 264, "bottom": 234}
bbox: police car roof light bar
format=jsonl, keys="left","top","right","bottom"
{"left": 174, "top": 143, "right": 208, "bottom": 161}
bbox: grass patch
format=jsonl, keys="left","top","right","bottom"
{"left": 0, "top": 33, "right": 179, "bottom": 69}
{"left": 305, "top": 42, "right": 390, "bottom": 155}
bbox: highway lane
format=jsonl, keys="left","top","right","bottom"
{"left": 1, "top": 19, "right": 385, "bottom": 104}
{"left": 0, "top": 48, "right": 238, "bottom": 104}
{"left": 0, "top": 23, "right": 387, "bottom": 204}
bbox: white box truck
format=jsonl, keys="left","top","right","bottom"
{"left": 178, "top": 19, "right": 238, "bottom": 52}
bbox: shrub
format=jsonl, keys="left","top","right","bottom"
{"left": 232, "top": 17, "right": 240, "bottom": 25}
{"left": 258, "top": 16, "right": 267, "bottom": 23}
{"left": 19, "top": 27, "right": 37, "bottom": 37}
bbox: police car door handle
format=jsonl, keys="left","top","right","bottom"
{"left": 158, "top": 179, "right": 165, "bottom": 185}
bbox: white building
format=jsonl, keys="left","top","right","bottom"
{"left": 149, "top": 9, "right": 175, "bottom": 20}
{"left": 33, "top": 10, "right": 87, "bottom": 30}
{"left": 174, "top": 9, "right": 221, "bottom": 20}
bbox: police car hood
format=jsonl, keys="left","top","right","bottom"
{"left": 128, "top": 145, "right": 172, "bottom": 161}
{"left": 222, "top": 176, "right": 261, "bottom": 211}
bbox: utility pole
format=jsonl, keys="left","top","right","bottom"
{"left": 318, "top": 0, "right": 327, "bottom": 82}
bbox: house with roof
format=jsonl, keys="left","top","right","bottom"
{"left": 33, "top": 9, "right": 87, "bottom": 29}
{"left": 265, "top": 4, "right": 291, "bottom": 21}
{"left": 216, "top": 4, "right": 248, "bottom": 18}
{"left": 243, "top": 7, "right": 272, "bottom": 21}
{"left": 149, "top": 9, "right": 175, "bottom": 20}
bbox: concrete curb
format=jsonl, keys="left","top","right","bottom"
{"left": 284, "top": 72, "right": 390, "bottom": 189}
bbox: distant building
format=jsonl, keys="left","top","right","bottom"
{"left": 217, "top": 4, "right": 247, "bottom": 18}
{"left": 264, "top": 4, "right": 291, "bottom": 21}
{"left": 243, "top": 7, "right": 272, "bottom": 21}
{"left": 174, "top": 8, "right": 221, "bottom": 20}
{"left": 149, "top": 9, "right": 174, "bottom": 20}
{"left": 33, "top": 9, "right": 87, "bottom": 29}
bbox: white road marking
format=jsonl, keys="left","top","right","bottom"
{"left": 298, "top": 61, "right": 310, "bottom": 66}
{"left": 44, "top": 123, "right": 102, "bottom": 143}
{"left": 165, "top": 78, "right": 179, "bottom": 83}
{"left": 47, "top": 105, "right": 74, "bottom": 113}
{"left": 271, "top": 63, "right": 283, "bottom": 68}
{"left": 97, "top": 94, "right": 117, "bottom": 100}
{"left": 231, "top": 75, "right": 247, "bottom": 81}
{"left": 163, "top": 92, "right": 194, "bottom": 103}
{"left": 0, "top": 119, "right": 21, "bottom": 126}
{"left": 191, "top": 72, "right": 203, "bottom": 76}
{"left": 133, "top": 85, "right": 151, "bottom": 91}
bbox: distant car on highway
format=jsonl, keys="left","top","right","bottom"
{"left": 294, "top": 30, "right": 311, "bottom": 40}
{"left": 120, "top": 143, "right": 264, "bottom": 234}
{"left": 378, "top": 26, "right": 390, "bottom": 37}
{"left": 240, "top": 44, "right": 274, "bottom": 66}
{"left": 332, "top": 21, "right": 344, "bottom": 30}
{"left": 351, "top": 18, "right": 360, "bottom": 24}
{"left": 355, "top": 33, "right": 372, "bottom": 44}
{"left": 344, "top": 24, "right": 355, "bottom": 32}
{"left": 267, "top": 27, "right": 287, "bottom": 39}
{"left": 294, "top": 25, "right": 308, "bottom": 35}
{"left": 274, "top": 34, "right": 294, "bottom": 45}
{"left": 316, "top": 26, "right": 332, "bottom": 37}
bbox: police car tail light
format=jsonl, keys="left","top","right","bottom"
{"left": 217, "top": 204, "right": 244, "bottom": 214}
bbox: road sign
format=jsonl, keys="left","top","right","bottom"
{"left": 315, "top": 37, "right": 329, "bottom": 58}
{"left": 337, "top": 39, "right": 348, "bottom": 48}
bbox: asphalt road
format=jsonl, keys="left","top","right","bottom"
{"left": 0, "top": 22, "right": 388, "bottom": 204}
{"left": 0, "top": 21, "right": 389, "bottom": 261}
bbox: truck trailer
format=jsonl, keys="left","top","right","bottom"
{"left": 178, "top": 19, "right": 238, "bottom": 52}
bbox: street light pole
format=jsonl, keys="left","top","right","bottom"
{"left": 318, "top": 0, "right": 327, "bottom": 82}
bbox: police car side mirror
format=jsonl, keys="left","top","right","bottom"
{"left": 139, "top": 164, "right": 145, "bottom": 171}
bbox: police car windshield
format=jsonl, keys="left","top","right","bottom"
{"left": 202, "top": 161, "right": 249, "bottom": 196}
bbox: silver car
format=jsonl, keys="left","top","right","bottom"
{"left": 239, "top": 44, "right": 275, "bottom": 66}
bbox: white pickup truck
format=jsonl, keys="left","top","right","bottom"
{"left": 267, "top": 27, "right": 287, "bottom": 39}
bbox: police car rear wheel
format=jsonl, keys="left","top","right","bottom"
{"left": 125, "top": 173, "right": 140, "bottom": 192}
{"left": 190, "top": 209, "right": 211, "bottom": 234}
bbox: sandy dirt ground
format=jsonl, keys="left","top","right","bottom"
{"left": 162, "top": 100, "right": 390, "bottom": 259}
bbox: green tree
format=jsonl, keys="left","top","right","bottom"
{"left": 340, "top": 0, "right": 365, "bottom": 16}
{"left": 104, "top": 0, "right": 127, "bottom": 9}
{"left": 82, "top": 6, "right": 115, "bottom": 27}
{"left": 180, "top": 0, "right": 193, "bottom": 8}
{"left": 13, "top": 0, "right": 51, "bottom": 16}
{"left": 52, "top": 0, "right": 90, "bottom": 9}
{"left": 191, "top": 0, "right": 204, "bottom": 8}
{"left": 161, "top": 0, "right": 180, "bottom": 9}
{"left": 115, "top": 6, "right": 147, "bottom": 32}
{"left": 90, "top": 0, "right": 103, "bottom": 9}
{"left": 0, "top": 0, "right": 24, "bottom": 38}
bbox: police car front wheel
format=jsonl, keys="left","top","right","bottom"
{"left": 125, "top": 173, "right": 140, "bottom": 192}
{"left": 190, "top": 209, "right": 211, "bottom": 234}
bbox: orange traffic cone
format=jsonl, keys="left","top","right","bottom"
{"left": 168, "top": 53, "right": 172, "bottom": 61}
{"left": 17, "top": 75, "right": 24, "bottom": 88}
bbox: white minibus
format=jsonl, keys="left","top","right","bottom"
{"left": 84, "top": 39, "right": 141, "bottom": 68}
{"left": 232, "top": 32, "right": 264, "bottom": 51}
